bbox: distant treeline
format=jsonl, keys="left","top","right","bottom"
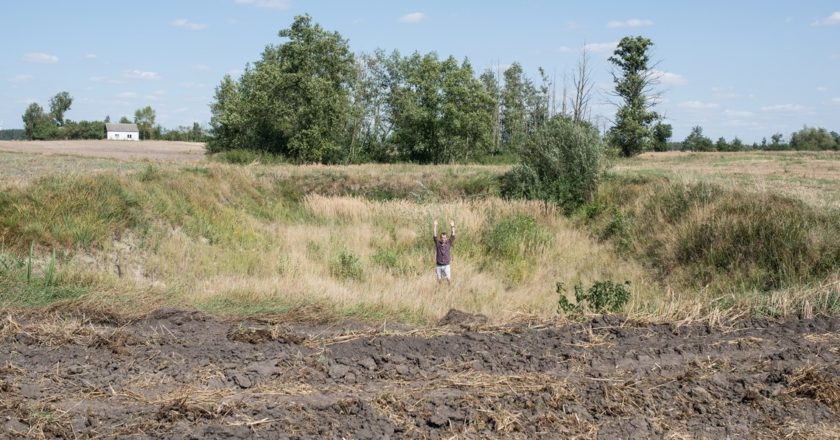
{"left": 0, "top": 129, "right": 25, "bottom": 140}
{"left": 20, "top": 93, "right": 209, "bottom": 142}
{"left": 673, "top": 126, "right": 840, "bottom": 152}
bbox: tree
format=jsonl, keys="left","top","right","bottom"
{"left": 607, "top": 36, "right": 659, "bottom": 156}
{"left": 651, "top": 122, "right": 672, "bottom": 152}
{"left": 134, "top": 106, "right": 156, "bottom": 140}
{"left": 22, "top": 102, "right": 53, "bottom": 140}
{"left": 731, "top": 137, "right": 745, "bottom": 151}
{"left": 502, "top": 115, "right": 604, "bottom": 212}
{"left": 715, "top": 137, "right": 730, "bottom": 152}
{"left": 209, "top": 15, "right": 356, "bottom": 163}
{"left": 104, "top": 115, "right": 111, "bottom": 123}
{"left": 389, "top": 53, "right": 494, "bottom": 163}
{"left": 119, "top": 116, "right": 131, "bottom": 124}
{"left": 682, "top": 126, "right": 714, "bottom": 151}
{"left": 790, "top": 126, "right": 837, "bottom": 150}
{"left": 501, "top": 63, "right": 529, "bottom": 150}
{"left": 49, "top": 91, "right": 73, "bottom": 126}
{"left": 479, "top": 68, "right": 502, "bottom": 154}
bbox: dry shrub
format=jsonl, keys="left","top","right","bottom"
{"left": 787, "top": 366, "right": 840, "bottom": 412}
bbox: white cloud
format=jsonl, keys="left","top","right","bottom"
{"left": 8, "top": 74, "right": 33, "bottom": 83}
{"left": 23, "top": 52, "right": 58, "bottom": 64}
{"left": 832, "top": 97, "right": 840, "bottom": 104}
{"left": 607, "top": 18, "right": 653, "bottom": 28}
{"left": 784, "top": 16, "right": 794, "bottom": 23}
{"left": 234, "top": 0, "right": 290, "bottom": 9}
{"left": 760, "top": 104, "right": 807, "bottom": 112}
{"left": 678, "top": 100, "right": 718, "bottom": 110}
{"left": 399, "top": 12, "right": 427, "bottom": 23}
{"left": 817, "top": 86, "right": 829, "bottom": 92}
{"left": 123, "top": 70, "right": 161, "bottom": 80}
{"left": 723, "top": 109, "right": 754, "bottom": 118}
{"left": 651, "top": 69, "right": 687, "bottom": 86}
{"left": 84, "top": 53, "right": 98, "bottom": 60}
{"left": 584, "top": 41, "right": 618, "bottom": 53}
{"left": 116, "top": 92, "right": 138, "bottom": 99}
{"left": 812, "top": 11, "right": 840, "bottom": 26}
{"left": 172, "top": 18, "right": 207, "bottom": 30}
{"left": 556, "top": 46, "right": 576, "bottom": 54}
{"left": 192, "top": 64, "right": 210, "bottom": 71}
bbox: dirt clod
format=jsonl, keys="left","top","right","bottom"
{"left": 1, "top": 310, "right": 839, "bottom": 438}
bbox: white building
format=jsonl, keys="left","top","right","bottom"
{"left": 105, "top": 123, "right": 140, "bottom": 141}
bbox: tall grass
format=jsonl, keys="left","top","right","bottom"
{"left": 0, "top": 161, "right": 837, "bottom": 323}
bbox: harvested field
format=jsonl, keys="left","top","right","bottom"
{"left": 1, "top": 308, "right": 838, "bottom": 439}
{"left": 0, "top": 140, "right": 205, "bottom": 163}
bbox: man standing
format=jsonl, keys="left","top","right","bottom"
{"left": 433, "top": 219, "right": 456, "bottom": 284}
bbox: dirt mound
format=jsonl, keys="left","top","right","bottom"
{"left": 437, "top": 308, "right": 489, "bottom": 327}
{"left": 1, "top": 310, "right": 839, "bottom": 438}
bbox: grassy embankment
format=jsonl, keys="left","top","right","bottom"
{"left": 1, "top": 150, "right": 838, "bottom": 324}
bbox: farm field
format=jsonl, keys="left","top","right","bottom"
{"left": 1, "top": 143, "right": 839, "bottom": 438}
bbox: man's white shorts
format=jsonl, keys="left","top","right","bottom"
{"left": 435, "top": 264, "right": 451, "bottom": 280}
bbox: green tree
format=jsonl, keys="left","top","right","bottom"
{"left": 682, "top": 126, "right": 714, "bottom": 151}
{"left": 479, "top": 68, "right": 502, "bottom": 154}
{"left": 389, "top": 53, "right": 494, "bottom": 163}
{"left": 48, "top": 91, "right": 73, "bottom": 126}
{"left": 715, "top": 137, "right": 730, "bottom": 152}
{"left": 502, "top": 116, "right": 604, "bottom": 212}
{"left": 119, "top": 116, "right": 131, "bottom": 124}
{"left": 607, "top": 36, "right": 659, "bottom": 156}
{"left": 134, "top": 106, "right": 156, "bottom": 140}
{"left": 209, "top": 15, "right": 356, "bottom": 163}
{"left": 730, "top": 137, "right": 745, "bottom": 151}
{"left": 651, "top": 122, "right": 672, "bottom": 152}
{"left": 22, "top": 102, "right": 53, "bottom": 140}
{"left": 501, "top": 63, "right": 529, "bottom": 150}
{"left": 790, "top": 126, "right": 837, "bottom": 150}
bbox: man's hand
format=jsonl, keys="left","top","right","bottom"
{"left": 449, "top": 220, "right": 455, "bottom": 228}
{"left": 434, "top": 220, "right": 438, "bottom": 227}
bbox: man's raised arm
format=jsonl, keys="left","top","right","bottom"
{"left": 433, "top": 219, "right": 438, "bottom": 239}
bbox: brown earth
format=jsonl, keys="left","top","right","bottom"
{"left": 1, "top": 309, "right": 838, "bottom": 439}
{"left": 0, "top": 140, "right": 205, "bottom": 162}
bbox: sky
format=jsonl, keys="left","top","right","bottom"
{"left": 2, "top": 0, "right": 839, "bottom": 142}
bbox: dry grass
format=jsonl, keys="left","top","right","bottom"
{"left": 613, "top": 150, "right": 840, "bottom": 209}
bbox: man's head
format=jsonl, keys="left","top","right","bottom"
{"left": 439, "top": 232, "right": 448, "bottom": 242}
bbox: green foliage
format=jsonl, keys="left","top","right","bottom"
{"left": 0, "top": 129, "right": 26, "bottom": 140}
{"left": 0, "top": 247, "right": 86, "bottom": 307}
{"left": 331, "top": 249, "right": 364, "bottom": 281}
{"left": 209, "top": 15, "right": 355, "bottom": 163}
{"left": 49, "top": 91, "right": 73, "bottom": 126}
{"left": 608, "top": 36, "right": 659, "bottom": 157}
{"left": 651, "top": 122, "right": 672, "bottom": 152}
{"left": 389, "top": 53, "right": 495, "bottom": 163}
{"left": 371, "top": 248, "right": 411, "bottom": 275}
{"left": 681, "top": 126, "right": 714, "bottom": 151}
{"left": 134, "top": 106, "right": 156, "bottom": 140}
{"left": 557, "top": 280, "right": 631, "bottom": 315}
{"left": 790, "top": 126, "right": 839, "bottom": 151}
{"left": 583, "top": 176, "right": 840, "bottom": 292}
{"left": 22, "top": 102, "right": 55, "bottom": 140}
{"left": 482, "top": 214, "right": 550, "bottom": 261}
{"left": 502, "top": 116, "right": 604, "bottom": 212}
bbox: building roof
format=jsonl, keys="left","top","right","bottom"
{"left": 105, "top": 123, "right": 139, "bottom": 132}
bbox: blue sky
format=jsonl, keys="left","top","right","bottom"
{"left": 2, "top": 0, "right": 838, "bottom": 142}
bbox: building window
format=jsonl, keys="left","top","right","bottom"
{"left": 127, "top": 134, "right": 132, "bottom": 139}
{"left": 115, "top": 133, "right": 119, "bottom": 138}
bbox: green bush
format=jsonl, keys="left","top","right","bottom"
{"left": 501, "top": 116, "right": 604, "bottom": 213}
{"left": 482, "top": 214, "right": 551, "bottom": 262}
{"left": 213, "top": 149, "right": 286, "bottom": 165}
{"left": 330, "top": 249, "right": 364, "bottom": 281}
{"left": 371, "top": 249, "right": 411, "bottom": 275}
{"left": 557, "top": 280, "right": 631, "bottom": 315}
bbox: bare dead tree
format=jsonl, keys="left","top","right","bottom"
{"left": 561, "top": 71, "right": 568, "bottom": 116}
{"left": 571, "top": 46, "right": 594, "bottom": 123}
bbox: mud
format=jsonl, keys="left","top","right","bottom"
{"left": 1, "top": 309, "right": 838, "bottom": 439}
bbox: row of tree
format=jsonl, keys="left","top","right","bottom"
{"left": 20, "top": 93, "right": 208, "bottom": 142}
{"left": 208, "top": 15, "right": 630, "bottom": 163}
{"left": 677, "top": 126, "right": 840, "bottom": 152}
